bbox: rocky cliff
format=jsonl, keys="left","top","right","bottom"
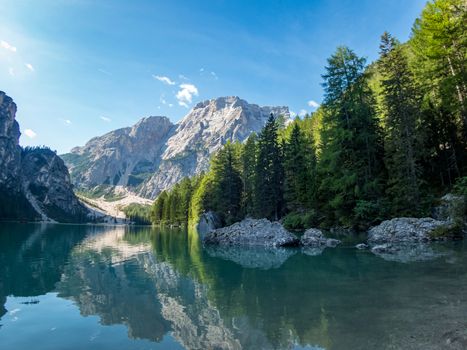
{"left": 0, "top": 91, "right": 88, "bottom": 222}
{"left": 62, "top": 96, "right": 289, "bottom": 199}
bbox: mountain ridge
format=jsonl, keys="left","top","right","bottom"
{"left": 62, "top": 96, "right": 290, "bottom": 199}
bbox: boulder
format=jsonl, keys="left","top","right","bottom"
{"left": 300, "top": 228, "right": 341, "bottom": 247}
{"left": 196, "top": 211, "right": 222, "bottom": 238}
{"left": 356, "top": 243, "right": 369, "bottom": 250}
{"left": 368, "top": 217, "right": 449, "bottom": 244}
{"left": 203, "top": 218, "right": 299, "bottom": 247}
{"left": 432, "top": 194, "right": 465, "bottom": 224}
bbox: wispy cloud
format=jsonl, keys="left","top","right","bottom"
{"left": 160, "top": 94, "right": 167, "bottom": 105}
{"left": 299, "top": 109, "right": 308, "bottom": 117}
{"left": 153, "top": 75, "right": 175, "bottom": 85}
{"left": 25, "top": 63, "right": 34, "bottom": 72}
{"left": 1, "top": 40, "right": 17, "bottom": 52}
{"left": 179, "top": 74, "right": 189, "bottom": 80}
{"left": 24, "top": 129, "right": 37, "bottom": 138}
{"left": 307, "top": 100, "right": 320, "bottom": 108}
{"left": 176, "top": 83, "right": 198, "bottom": 108}
{"left": 100, "top": 116, "right": 111, "bottom": 122}
{"left": 98, "top": 68, "right": 111, "bottom": 76}
{"left": 210, "top": 71, "right": 218, "bottom": 80}
{"left": 59, "top": 118, "right": 72, "bottom": 125}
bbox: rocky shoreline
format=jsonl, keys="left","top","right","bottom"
{"left": 202, "top": 193, "right": 466, "bottom": 263}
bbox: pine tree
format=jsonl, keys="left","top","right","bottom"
{"left": 210, "top": 141, "right": 243, "bottom": 225}
{"left": 410, "top": 0, "right": 467, "bottom": 183}
{"left": 284, "top": 122, "right": 310, "bottom": 211}
{"left": 254, "top": 114, "right": 284, "bottom": 220}
{"left": 318, "top": 46, "right": 384, "bottom": 227}
{"left": 379, "top": 32, "right": 422, "bottom": 215}
{"left": 241, "top": 134, "right": 257, "bottom": 216}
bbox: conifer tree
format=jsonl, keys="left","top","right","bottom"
{"left": 379, "top": 32, "right": 422, "bottom": 215}
{"left": 284, "top": 122, "right": 310, "bottom": 211}
{"left": 318, "top": 46, "right": 383, "bottom": 227}
{"left": 254, "top": 114, "right": 284, "bottom": 220}
{"left": 241, "top": 133, "right": 257, "bottom": 216}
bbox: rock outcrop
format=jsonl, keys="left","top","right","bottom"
{"left": 0, "top": 90, "right": 88, "bottom": 222}
{"left": 62, "top": 96, "right": 290, "bottom": 199}
{"left": 300, "top": 228, "right": 341, "bottom": 247}
{"left": 367, "top": 217, "right": 449, "bottom": 244}
{"left": 367, "top": 217, "right": 457, "bottom": 262}
{"left": 203, "top": 218, "right": 299, "bottom": 247}
{"left": 196, "top": 211, "right": 222, "bottom": 238}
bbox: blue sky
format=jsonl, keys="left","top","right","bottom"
{"left": 1, "top": 0, "right": 427, "bottom": 153}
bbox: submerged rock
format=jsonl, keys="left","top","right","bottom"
{"left": 356, "top": 243, "right": 369, "bottom": 250}
{"left": 368, "top": 217, "right": 449, "bottom": 244}
{"left": 203, "top": 218, "right": 299, "bottom": 247}
{"left": 370, "top": 243, "right": 446, "bottom": 263}
{"left": 300, "top": 228, "right": 341, "bottom": 247}
{"left": 205, "top": 245, "right": 296, "bottom": 269}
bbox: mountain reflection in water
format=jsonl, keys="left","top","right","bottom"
{"left": 1, "top": 223, "right": 467, "bottom": 350}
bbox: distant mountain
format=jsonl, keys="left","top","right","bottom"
{"left": 62, "top": 96, "right": 289, "bottom": 199}
{"left": 0, "top": 91, "right": 88, "bottom": 222}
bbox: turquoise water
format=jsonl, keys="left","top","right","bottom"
{"left": 1, "top": 223, "right": 467, "bottom": 350}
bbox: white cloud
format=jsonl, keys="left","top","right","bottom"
{"left": 299, "top": 109, "right": 308, "bottom": 117}
{"left": 168, "top": 103, "right": 173, "bottom": 107}
{"left": 25, "top": 63, "right": 34, "bottom": 72}
{"left": 160, "top": 95, "right": 167, "bottom": 105}
{"left": 176, "top": 83, "right": 198, "bottom": 108}
{"left": 1, "top": 40, "right": 17, "bottom": 52}
{"left": 100, "top": 116, "right": 111, "bottom": 122}
{"left": 24, "top": 129, "right": 37, "bottom": 138}
{"left": 8, "top": 67, "right": 14, "bottom": 76}
{"left": 58, "top": 118, "right": 72, "bottom": 125}
{"left": 153, "top": 75, "right": 175, "bottom": 85}
{"left": 179, "top": 74, "right": 189, "bottom": 80}
{"left": 199, "top": 68, "right": 204, "bottom": 72}
{"left": 210, "top": 71, "right": 218, "bottom": 80}
{"left": 307, "top": 100, "right": 320, "bottom": 108}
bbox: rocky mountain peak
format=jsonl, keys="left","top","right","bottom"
{"left": 63, "top": 96, "right": 290, "bottom": 199}
{"left": 0, "top": 90, "right": 88, "bottom": 222}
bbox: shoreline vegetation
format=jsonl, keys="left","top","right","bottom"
{"left": 147, "top": 0, "right": 467, "bottom": 238}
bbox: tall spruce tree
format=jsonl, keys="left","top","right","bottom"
{"left": 254, "top": 114, "right": 284, "bottom": 220}
{"left": 379, "top": 32, "right": 422, "bottom": 215}
{"left": 318, "top": 46, "right": 383, "bottom": 227}
{"left": 284, "top": 122, "right": 310, "bottom": 211}
{"left": 410, "top": 0, "right": 466, "bottom": 184}
{"left": 210, "top": 141, "right": 243, "bottom": 225}
{"left": 241, "top": 133, "right": 257, "bottom": 216}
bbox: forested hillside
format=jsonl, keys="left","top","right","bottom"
{"left": 150, "top": 0, "right": 466, "bottom": 230}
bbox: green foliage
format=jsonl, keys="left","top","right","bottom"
{"left": 122, "top": 203, "right": 151, "bottom": 225}
{"left": 282, "top": 211, "right": 318, "bottom": 230}
{"left": 254, "top": 114, "right": 285, "bottom": 220}
{"left": 453, "top": 177, "right": 467, "bottom": 196}
{"left": 317, "top": 46, "right": 384, "bottom": 227}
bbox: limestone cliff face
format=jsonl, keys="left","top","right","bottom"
{"left": 0, "top": 91, "right": 88, "bottom": 222}
{"left": 63, "top": 96, "right": 289, "bottom": 199}
{"left": 62, "top": 116, "right": 174, "bottom": 189}
{"left": 0, "top": 92, "right": 22, "bottom": 192}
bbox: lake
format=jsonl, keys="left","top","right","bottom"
{"left": 1, "top": 223, "right": 467, "bottom": 350}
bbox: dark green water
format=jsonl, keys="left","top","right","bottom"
{"left": 1, "top": 223, "right": 467, "bottom": 350}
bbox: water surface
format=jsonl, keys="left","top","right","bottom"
{"left": 1, "top": 223, "right": 467, "bottom": 350}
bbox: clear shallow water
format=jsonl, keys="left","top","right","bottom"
{"left": 1, "top": 223, "right": 467, "bottom": 350}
